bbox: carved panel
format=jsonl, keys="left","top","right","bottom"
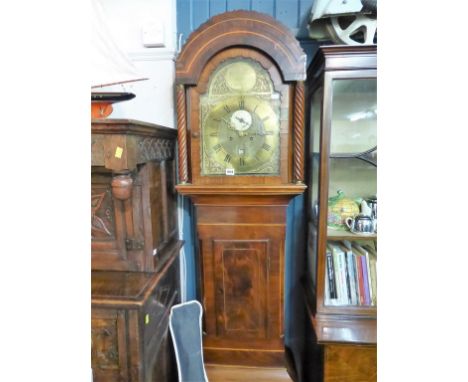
{"left": 91, "top": 185, "right": 115, "bottom": 240}
{"left": 137, "top": 137, "right": 175, "bottom": 163}
{"left": 213, "top": 240, "right": 269, "bottom": 339}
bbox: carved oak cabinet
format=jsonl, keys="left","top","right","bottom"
{"left": 175, "top": 11, "right": 307, "bottom": 367}
{"left": 91, "top": 119, "right": 180, "bottom": 271}
{"left": 91, "top": 119, "right": 182, "bottom": 381}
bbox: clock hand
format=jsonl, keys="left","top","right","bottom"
{"left": 235, "top": 116, "right": 248, "bottom": 127}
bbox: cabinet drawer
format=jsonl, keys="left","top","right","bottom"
{"left": 91, "top": 309, "right": 128, "bottom": 382}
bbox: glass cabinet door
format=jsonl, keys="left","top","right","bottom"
{"left": 323, "top": 77, "right": 377, "bottom": 308}
{"left": 307, "top": 86, "right": 323, "bottom": 290}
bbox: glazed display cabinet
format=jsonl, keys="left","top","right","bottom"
{"left": 303, "top": 45, "right": 377, "bottom": 382}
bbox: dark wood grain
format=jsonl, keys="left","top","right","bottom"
{"left": 194, "top": 195, "right": 288, "bottom": 366}
{"left": 91, "top": 252, "right": 180, "bottom": 382}
{"left": 176, "top": 10, "right": 306, "bottom": 85}
{"left": 324, "top": 345, "right": 377, "bottom": 382}
{"left": 206, "top": 365, "right": 292, "bottom": 382}
{"left": 91, "top": 119, "right": 181, "bottom": 272}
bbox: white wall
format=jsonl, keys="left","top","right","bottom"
{"left": 98, "top": 0, "right": 177, "bottom": 127}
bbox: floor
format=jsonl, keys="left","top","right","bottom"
{"left": 205, "top": 364, "right": 293, "bottom": 382}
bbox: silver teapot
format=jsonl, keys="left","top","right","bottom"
{"left": 345, "top": 214, "right": 375, "bottom": 234}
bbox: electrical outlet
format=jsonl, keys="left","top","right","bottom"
{"left": 141, "top": 21, "right": 165, "bottom": 48}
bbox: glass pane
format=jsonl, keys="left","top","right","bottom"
{"left": 309, "top": 87, "right": 322, "bottom": 223}
{"left": 330, "top": 79, "right": 376, "bottom": 154}
{"left": 307, "top": 87, "right": 322, "bottom": 291}
{"left": 323, "top": 78, "right": 377, "bottom": 308}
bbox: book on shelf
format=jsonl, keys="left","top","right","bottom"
{"left": 329, "top": 242, "right": 353, "bottom": 305}
{"left": 326, "top": 243, "right": 343, "bottom": 305}
{"left": 340, "top": 241, "right": 359, "bottom": 306}
{"left": 324, "top": 240, "right": 377, "bottom": 308}
{"left": 363, "top": 244, "right": 377, "bottom": 306}
{"left": 325, "top": 247, "right": 338, "bottom": 302}
{"left": 325, "top": 246, "right": 344, "bottom": 306}
{"left": 353, "top": 243, "right": 372, "bottom": 306}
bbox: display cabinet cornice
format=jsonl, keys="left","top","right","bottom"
{"left": 303, "top": 45, "right": 377, "bottom": 382}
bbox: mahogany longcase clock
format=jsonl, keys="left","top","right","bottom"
{"left": 175, "top": 11, "right": 307, "bottom": 367}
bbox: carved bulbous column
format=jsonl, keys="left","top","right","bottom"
{"left": 111, "top": 173, "right": 133, "bottom": 201}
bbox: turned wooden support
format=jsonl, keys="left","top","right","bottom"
{"left": 293, "top": 81, "right": 305, "bottom": 184}
{"left": 176, "top": 85, "right": 189, "bottom": 184}
{"left": 111, "top": 173, "right": 133, "bottom": 201}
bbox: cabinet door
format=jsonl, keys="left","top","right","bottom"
{"left": 92, "top": 171, "right": 145, "bottom": 271}
{"left": 199, "top": 224, "right": 284, "bottom": 347}
{"left": 91, "top": 309, "right": 128, "bottom": 382}
{"left": 213, "top": 240, "right": 269, "bottom": 340}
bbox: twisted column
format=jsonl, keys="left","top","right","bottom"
{"left": 176, "top": 84, "right": 189, "bottom": 184}
{"left": 293, "top": 81, "right": 305, "bottom": 183}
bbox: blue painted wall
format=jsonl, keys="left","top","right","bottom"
{"left": 176, "top": 1, "right": 319, "bottom": 379}
{"left": 176, "top": 0, "right": 320, "bottom": 65}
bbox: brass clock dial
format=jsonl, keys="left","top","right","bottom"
{"left": 200, "top": 58, "right": 281, "bottom": 175}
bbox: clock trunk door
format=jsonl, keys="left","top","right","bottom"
{"left": 213, "top": 240, "right": 269, "bottom": 340}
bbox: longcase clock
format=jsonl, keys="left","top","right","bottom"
{"left": 175, "top": 11, "right": 307, "bottom": 367}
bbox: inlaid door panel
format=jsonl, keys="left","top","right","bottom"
{"left": 199, "top": 222, "right": 285, "bottom": 350}
{"left": 213, "top": 240, "right": 269, "bottom": 339}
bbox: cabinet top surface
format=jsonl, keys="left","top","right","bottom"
{"left": 91, "top": 270, "right": 161, "bottom": 302}
{"left": 91, "top": 119, "right": 177, "bottom": 137}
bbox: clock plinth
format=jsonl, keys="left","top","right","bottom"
{"left": 175, "top": 10, "right": 306, "bottom": 367}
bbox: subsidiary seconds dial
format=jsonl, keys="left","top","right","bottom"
{"left": 202, "top": 95, "right": 280, "bottom": 175}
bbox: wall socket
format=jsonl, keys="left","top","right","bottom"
{"left": 141, "top": 21, "right": 165, "bottom": 48}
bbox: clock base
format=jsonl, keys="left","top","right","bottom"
{"left": 204, "top": 347, "right": 285, "bottom": 367}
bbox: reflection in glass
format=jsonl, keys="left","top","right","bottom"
{"left": 329, "top": 158, "right": 377, "bottom": 201}
{"left": 330, "top": 79, "right": 376, "bottom": 154}
{"left": 310, "top": 87, "right": 322, "bottom": 223}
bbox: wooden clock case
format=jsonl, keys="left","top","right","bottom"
{"left": 175, "top": 11, "right": 307, "bottom": 367}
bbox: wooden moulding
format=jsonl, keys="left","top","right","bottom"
{"left": 91, "top": 119, "right": 177, "bottom": 172}
{"left": 175, "top": 184, "right": 306, "bottom": 196}
{"left": 307, "top": 45, "right": 377, "bottom": 80}
{"left": 176, "top": 10, "right": 307, "bottom": 85}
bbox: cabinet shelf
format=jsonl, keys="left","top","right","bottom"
{"left": 327, "top": 229, "right": 376, "bottom": 241}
